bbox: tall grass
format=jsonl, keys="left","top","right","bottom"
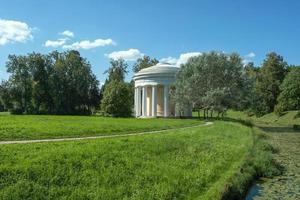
{"left": 0, "top": 121, "right": 252, "bottom": 200}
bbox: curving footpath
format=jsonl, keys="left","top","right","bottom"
{"left": 0, "top": 121, "right": 213, "bottom": 145}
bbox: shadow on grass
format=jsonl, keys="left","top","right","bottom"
{"left": 256, "top": 126, "right": 299, "bottom": 133}
{"left": 192, "top": 116, "right": 254, "bottom": 127}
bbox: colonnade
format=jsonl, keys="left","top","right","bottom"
{"left": 134, "top": 85, "right": 169, "bottom": 117}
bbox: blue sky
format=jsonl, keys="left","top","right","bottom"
{"left": 1, "top": 0, "right": 300, "bottom": 82}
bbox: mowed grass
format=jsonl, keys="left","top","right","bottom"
{"left": 0, "top": 121, "right": 252, "bottom": 200}
{"left": 0, "top": 113, "right": 201, "bottom": 141}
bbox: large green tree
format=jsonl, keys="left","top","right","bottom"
{"left": 1, "top": 51, "right": 100, "bottom": 115}
{"left": 276, "top": 67, "right": 300, "bottom": 112}
{"left": 174, "top": 52, "right": 246, "bottom": 117}
{"left": 253, "top": 52, "right": 287, "bottom": 115}
{"left": 101, "top": 59, "right": 132, "bottom": 117}
{"left": 6, "top": 55, "right": 33, "bottom": 114}
{"left": 101, "top": 81, "right": 132, "bottom": 117}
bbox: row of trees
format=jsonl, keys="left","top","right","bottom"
{"left": 174, "top": 52, "right": 300, "bottom": 117}
{"left": 0, "top": 51, "right": 100, "bottom": 115}
{"left": 0, "top": 50, "right": 299, "bottom": 117}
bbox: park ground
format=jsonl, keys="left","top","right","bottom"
{"left": 0, "top": 111, "right": 299, "bottom": 199}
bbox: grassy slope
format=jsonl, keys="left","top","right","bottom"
{"left": 226, "top": 110, "right": 300, "bottom": 126}
{"left": 0, "top": 114, "right": 200, "bottom": 141}
{"left": 193, "top": 110, "right": 299, "bottom": 126}
{"left": 0, "top": 121, "right": 252, "bottom": 200}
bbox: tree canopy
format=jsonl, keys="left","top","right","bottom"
{"left": 0, "top": 51, "right": 100, "bottom": 115}
{"left": 276, "top": 67, "right": 300, "bottom": 112}
{"left": 252, "top": 52, "right": 287, "bottom": 116}
{"left": 101, "top": 59, "right": 132, "bottom": 117}
{"left": 132, "top": 55, "right": 158, "bottom": 73}
{"left": 174, "top": 52, "right": 246, "bottom": 117}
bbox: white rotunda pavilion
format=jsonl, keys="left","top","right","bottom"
{"left": 133, "top": 63, "right": 192, "bottom": 118}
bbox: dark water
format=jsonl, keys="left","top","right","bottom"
{"left": 245, "top": 183, "right": 263, "bottom": 200}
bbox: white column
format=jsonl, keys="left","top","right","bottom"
{"left": 137, "top": 87, "right": 142, "bottom": 117}
{"left": 134, "top": 87, "right": 138, "bottom": 117}
{"left": 164, "top": 85, "right": 169, "bottom": 117}
{"left": 152, "top": 85, "right": 157, "bottom": 117}
{"left": 142, "top": 86, "right": 147, "bottom": 117}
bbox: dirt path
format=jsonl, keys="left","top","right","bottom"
{"left": 252, "top": 124, "right": 300, "bottom": 200}
{"left": 0, "top": 122, "right": 213, "bottom": 145}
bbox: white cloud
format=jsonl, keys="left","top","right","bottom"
{"left": 160, "top": 52, "right": 202, "bottom": 66}
{"left": 107, "top": 49, "right": 144, "bottom": 61}
{"left": 45, "top": 38, "right": 66, "bottom": 48}
{"left": 0, "top": 19, "right": 33, "bottom": 45}
{"left": 245, "top": 52, "right": 255, "bottom": 58}
{"left": 159, "top": 56, "right": 178, "bottom": 65}
{"left": 176, "top": 52, "right": 202, "bottom": 66}
{"left": 63, "top": 38, "right": 116, "bottom": 50}
{"left": 59, "top": 30, "right": 74, "bottom": 38}
{"left": 243, "top": 52, "right": 256, "bottom": 65}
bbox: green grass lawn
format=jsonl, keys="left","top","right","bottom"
{"left": 0, "top": 121, "right": 252, "bottom": 200}
{"left": 0, "top": 114, "right": 201, "bottom": 141}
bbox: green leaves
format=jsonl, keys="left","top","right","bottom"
{"left": 1, "top": 51, "right": 100, "bottom": 115}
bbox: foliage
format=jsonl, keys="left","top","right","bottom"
{"left": 0, "top": 51, "right": 100, "bottom": 115}
{"left": 105, "top": 59, "right": 128, "bottom": 83}
{"left": 0, "top": 113, "right": 200, "bottom": 141}
{"left": 0, "top": 122, "right": 253, "bottom": 200}
{"left": 174, "top": 52, "right": 246, "bottom": 117}
{"left": 101, "top": 81, "right": 132, "bottom": 117}
{"left": 132, "top": 55, "right": 158, "bottom": 73}
{"left": 252, "top": 52, "right": 287, "bottom": 116}
{"left": 101, "top": 59, "right": 132, "bottom": 117}
{"left": 276, "top": 67, "right": 300, "bottom": 113}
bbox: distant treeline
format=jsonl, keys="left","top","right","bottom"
{"left": 174, "top": 52, "right": 300, "bottom": 117}
{"left": 0, "top": 51, "right": 100, "bottom": 115}
{"left": 0, "top": 51, "right": 299, "bottom": 117}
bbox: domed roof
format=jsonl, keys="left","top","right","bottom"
{"left": 134, "top": 63, "right": 179, "bottom": 77}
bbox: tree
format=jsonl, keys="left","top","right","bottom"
{"left": 0, "top": 81, "right": 13, "bottom": 111}
{"left": 241, "top": 62, "right": 260, "bottom": 112}
{"left": 3, "top": 51, "right": 100, "bottom": 115}
{"left": 101, "top": 59, "right": 132, "bottom": 117}
{"left": 133, "top": 55, "right": 158, "bottom": 73}
{"left": 101, "top": 81, "right": 132, "bottom": 117}
{"left": 276, "top": 67, "right": 300, "bottom": 113}
{"left": 100, "top": 59, "right": 128, "bottom": 107}
{"left": 105, "top": 59, "right": 128, "bottom": 83}
{"left": 173, "top": 52, "right": 245, "bottom": 118}
{"left": 28, "top": 53, "right": 53, "bottom": 113}
{"left": 253, "top": 52, "right": 287, "bottom": 115}
{"left": 6, "top": 55, "right": 33, "bottom": 114}
{"left": 49, "top": 50, "right": 100, "bottom": 115}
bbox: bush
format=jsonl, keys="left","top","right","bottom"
{"left": 101, "top": 81, "right": 132, "bottom": 117}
